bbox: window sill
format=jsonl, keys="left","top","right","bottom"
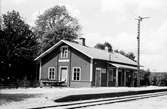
{"left": 58, "top": 59, "right": 69, "bottom": 62}
{"left": 71, "top": 80, "right": 90, "bottom": 82}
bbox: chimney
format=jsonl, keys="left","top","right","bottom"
{"left": 104, "top": 46, "right": 113, "bottom": 53}
{"left": 105, "top": 46, "right": 112, "bottom": 61}
{"left": 109, "top": 53, "right": 111, "bottom": 61}
{"left": 79, "top": 37, "right": 86, "bottom": 46}
{"left": 105, "top": 46, "right": 109, "bottom": 52}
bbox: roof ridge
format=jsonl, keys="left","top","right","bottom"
{"left": 63, "top": 39, "right": 115, "bottom": 54}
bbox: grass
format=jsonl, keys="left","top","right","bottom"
{"left": 0, "top": 93, "right": 38, "bottom": 105}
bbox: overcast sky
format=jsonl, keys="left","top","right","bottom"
{"left": 2, "top": 0, "right": 167, "bottom": 72}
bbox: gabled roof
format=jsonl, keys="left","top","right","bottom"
{"left": 35, "top": 40, "right": 137, "bottom": 66}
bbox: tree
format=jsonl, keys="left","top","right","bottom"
{"left": 34, "top": 5, "right": 81, "bottom": 53}
{"left": 94, "top": 42, "right": 113, "bottom": 52}
{"left": 0, "top": 17, "right": 2, "bottom": 30}
{"left": 114, "top": 49, "right": 119, "bottom": 53}
{"left": 126, "top": 52, "right": 135, "bottom": 61}
{"left": 119, "top": 50, "right": 126, "bottom": 56}
{"left": 94, "top": 43, "right": 105, "bottom": 50}
{"left": 142, "top": 69, "right": 151, "bottom": 86}
{"left": 104, "top": 42, "right": 113, "bottom": 52}
{"left": 114, "top": 49, "right": 136, "bottom": 61}
{"left": 0, "top": 10, "right": 38, "bottom": 82}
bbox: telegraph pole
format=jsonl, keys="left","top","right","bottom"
{"left": 136, "top": 16, "right": 149, "bottom": 87}
{"left": 0, "top": 0, "right": 2, "bottom": 29}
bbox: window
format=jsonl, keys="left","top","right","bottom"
{"left": 61, "top": 46, "right": 68, "bottom": 58}
{"left": 48, "top": 67, "right": 55, "bottom": 80}
{"left": 73, "top": 67, "right": 81, "bottom": 81}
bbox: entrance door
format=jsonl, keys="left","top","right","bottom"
{"left": 101, "top": 69, "right": 107, "bottom": 86}
{"left": 118, "top": 69, "right": 124, "bottom": 86}
{"left": 101, "top": 73, "right": 107, "bottom": 86}
{"left": 60, "top": 67, "right": 68, "bottom": 82}
{"left": 95, "top": 68, "right": 101, "bottom": 87}
{"left": 108, "top": 68, "right": 115, "bottom": 86}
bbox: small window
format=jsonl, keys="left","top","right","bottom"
{"left": 48, "top": 67, "right": 55, "bottom": 80}
{"left": 73, "top": 67, "right": 81, "bottom": 81}
{"left": 61, "top": 46, "right": 68, "bottom": 58}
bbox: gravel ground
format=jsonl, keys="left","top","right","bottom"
{"left": 0, "top": 86, "right": 166, "bottom": 109}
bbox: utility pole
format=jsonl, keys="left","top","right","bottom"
{"left": 0, "top": 0, "right": 2, "bottom": 29}
{"left": 136, "top": 16, "right": 149, "bottom": 87}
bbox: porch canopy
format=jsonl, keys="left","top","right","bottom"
{"left": 109, "top": 63, "right": 137, "bottom": 70}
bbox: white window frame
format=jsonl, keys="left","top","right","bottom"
{"left": 72, "top": 67, "right": 81, "bottom": 81}
{"left": 48, "top": 67, "right": 56, "bottom": 80}
{"left": 61, "top": 46, "right": 68, "bottom": 59}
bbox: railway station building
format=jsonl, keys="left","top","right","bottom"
{"left": 35, "top": 39, "right": 138, "bottom": 87}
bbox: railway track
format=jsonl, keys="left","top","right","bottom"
{"left": 30, "top": 90, "right": 167, "bottom": 109}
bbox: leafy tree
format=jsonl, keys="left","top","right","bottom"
{"left": 0, "top": 17, "right": 2, "bottom": 30}
{"left": 114, "top": 49, "right": 136, "bottom": 61}
{"left": 0, "top": 10, "right": 38, "bottom": 82}
{"left": 34, "top": 5, "right": 81, "bottom": 53}
{"left": 104, "top": 42, "right": 113, "bottom": 52}
{"left": 126, "top": 52, "right": 135, "bottom": 61}
{"left": 94, "top": 42, "right": 113, "bottom": 52}
{"left": 94, "top": 43, "right": 105, "bottom": 50}
{"left": 119, "top": 50, "right": 126, "bottom": 56}
{"left": 142, "top": 69, "right": 151, "bottom": 86}
{"left": 114, "top": 49, "right": 119, "bottom": 53}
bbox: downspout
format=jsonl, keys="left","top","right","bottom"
{"left": 116, "top": 67, "right": 119, "bottom": 87}
{"left": 39, "top": 59, "right": 42, "bottom": 87}
{"left": 69, "top": 48, "right": 71, "bottom": 87}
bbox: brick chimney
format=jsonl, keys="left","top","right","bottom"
{"left": 105, "top": 46, "right": 112, "bottom": 61}
{"left": 105, "top": 46, "right": 109, "bottom": 52}
{"left": 79, "top": 37, "right": 86, "bottom": 46}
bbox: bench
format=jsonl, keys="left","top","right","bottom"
{"left": 41, "top": 80, "right": 66, "bottom": 87}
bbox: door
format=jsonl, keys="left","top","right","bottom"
{"left": 95, "top": 68, "right": 101, "bottom": 87}
{"left": 60, "top": 67, "right": 68, "bottom": 82}
{"left": 101, "top": 73, "right": 107, "bottom": 86}
{"left": 101, "top": 68, "right": 107, "bottom": 86}
{"left": 108, "top": 68, "right": 115, "bottom": 86}
{"left": 118, "top": 69, "right": 124, "bottom": 86}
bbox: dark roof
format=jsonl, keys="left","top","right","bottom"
{"left": 35, "top": 40, "right": 137, "bottom": 66}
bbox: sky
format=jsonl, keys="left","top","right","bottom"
{"left": 1, "top": 0, "right": 167, "bottom": 72}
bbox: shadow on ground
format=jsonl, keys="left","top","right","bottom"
{"left": 0, "top": 93, "right": 38, "bottom": 105}
{"left": 54, "top": 88, "right": 167, "bottom": 102}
